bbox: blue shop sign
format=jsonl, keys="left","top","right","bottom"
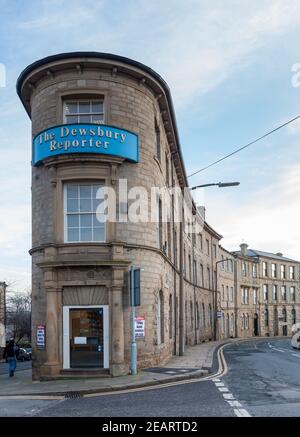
{"left": 32, "top": 124, "right": 139, "bottom": 166}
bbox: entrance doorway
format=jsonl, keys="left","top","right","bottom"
{"left": 63, "top": 305, "right": 109, "bottom": 369}
{"left": 282, "top": 325, "right": 288, "bottom": 336}
{"left": 254, "top": 313, "right": 259, "bottom": 336}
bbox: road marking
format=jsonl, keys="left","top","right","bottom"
{"left": 227, "top": 400, "right": 242, "bottom": 407}
{"left": 212, "top": 378, "right": 220, "bottom": 382}
{"left": 223, "top": 393, "right": 234, "bottom": 400}
{"left": 292, "top": 354, "right": 300, "bottom": 358}
{"left": 270, "top": 347, "right": 285, "bottom": 353}
{"left": 218, "top": 387, "right": 229, "bottom": 392}
{"left": 215, "top": 382, "right": 225, "bottom": 387}
{"left": 234, "top": 408, "right": 251, "bottom": 417}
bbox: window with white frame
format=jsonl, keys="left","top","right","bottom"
{"left": 290, "top": 286, "right": 296, "bottom": 301}
{"left": 245, "top": 287, "right": 249, "bottom": 304}
{"left": 64, "top": 183, "right": 105, "bottom": 243}
{"left": 280, "top": 264, "right": 286, "bottom": 279}
{"left": 252, "top": 263, "right": 257, "bottom": 278}
{"left": 253, "top": 288, "right": 257, "bottom": 304}
{"left": 290, "top": 266, "right": 295, "bottom": 280}
{"left": 241, "top": 287, "right": 245, "bottom": 304}
{"left": 271, "top": 263, "right": 277, "bottom": 278}
{"left": 242, "top": 261, "right": 247, "bottom": 276}
{"left": 64, "top": 99, "right": 104, "bottom": 124}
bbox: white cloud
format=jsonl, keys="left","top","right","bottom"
{"left": 206, "top": 162, "right": 300, "bottom": 260}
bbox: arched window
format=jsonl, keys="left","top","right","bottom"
{"left": 202, "top": 303, "right": 206, "bottom": 328}
{"left": 195, "top": 303, "right": 199, "bottom": 330}
{"left": 246, "top": 314, "right": 249, "bottom": 330}
{"left": 292, "top": 308, "right": 296, "bottom": 325}
{"left": 282, "top": 307, "right": 287, "bottom": 323}
{"left": 221, "top": 313, "right": 225, "bottom": 334}
{"left": 264, "top": 308, "right": 269, "bottom": 327}
{"left": 208, "top": 304, "right": 212, "bottom": 327}
{"left": 230, "top": 314, "right": 234, "bottom": 335}
{"left": 169, "top": 294, "right": 173, "bottom": 339}
{"left": 226, "top": 314, "right": 229, "bottom": 337}
{"left": 242, "top": 314, "right": 245, "bottom": 330}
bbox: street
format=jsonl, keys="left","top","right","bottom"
{"left": 0, "top": 360, "right": 31, "bottom": 375}
{"left": 0, "top": 338, "right": 299, "bottom": 417}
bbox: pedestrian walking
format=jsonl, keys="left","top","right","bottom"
{"left": 3, "top": 338, "right": 17, "bottom": 377}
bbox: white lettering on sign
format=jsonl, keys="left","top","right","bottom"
{"left": 134, "top": 316, "right": 145, "bottom": 340}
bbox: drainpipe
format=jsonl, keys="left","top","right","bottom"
{"left": 234, "top": 256, "right": 238, "bottom": 337}
{"left": 171, "top": 159, "right": 177, "bottom": 355}
{"left": 179, "top": 199, "right": 185, "bottom": 356}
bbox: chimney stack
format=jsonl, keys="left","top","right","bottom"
{"left": 240, "top": 243, "right": 248, "bottom": 256}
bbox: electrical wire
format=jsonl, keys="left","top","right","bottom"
{"left": 188, "top": 114, "right": 300, "bottom": 178}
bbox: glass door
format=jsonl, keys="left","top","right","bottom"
{"left": 69, "top": 308, "right": 104, "bottom": 368}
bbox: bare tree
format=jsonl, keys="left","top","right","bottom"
{"left": 6, "top": 290, "right": 31, "bottom": 344}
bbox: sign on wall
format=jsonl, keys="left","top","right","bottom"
{"left": 33, "top": 124, "right": 139, "bottom": 166}
{"left": 36, "top": 325, "right": 46, "bottom": 349}
{"left": 134, "top": 316, "right": 145, "bottom": 340}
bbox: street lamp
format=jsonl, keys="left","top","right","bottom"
{"left": 189, "top": 181, "right": 240, "bottom": 342}
{"left": 190, "top": 182, "right": 240, "bottom": 190}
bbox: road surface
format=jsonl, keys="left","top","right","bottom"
{"left": 0, "top": 338, "right": 299, "bottom": 417}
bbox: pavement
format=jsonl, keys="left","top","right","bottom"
{"left": 0, "top": 339, "right": 226, "bottom": 397}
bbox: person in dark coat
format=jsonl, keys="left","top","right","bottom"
{"left": 3, "top": 339, "right": 17, "bottom": 377}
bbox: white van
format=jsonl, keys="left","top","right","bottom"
{"left": 291, "top": 323, "right": 300, "bottom": 350}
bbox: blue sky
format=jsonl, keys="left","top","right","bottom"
{"left": 1, "top": 0, "right": 300, "bottom": 290}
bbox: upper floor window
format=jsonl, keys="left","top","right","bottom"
{"left": 290, "top": 286, "right": 296, "bottom": 301}
{"left": 252, "top": 263, "right": 257, "bottom": 278}
{"left": 272, "top": 285, "right": 278, "bottom": 301}
{"left": 165, "top": 153, "right": 170, "bottom": 187}
{"left": 281, "top": 285, "right": 287, "bottom": 301}
{"left": 199, "top": 234, "right": 203, "bottom": 251}
{"left": 155, "top": 119, "right": 161, "bottom": 162}
{"left": 271, "top": 263, "right": 277, "bottom": 278}
{"left": 207, "top": 267, "right": 211, "bottom": 289}
{"left": 199, "top": 264, "right": 204, "bottom": 287}
{"left": 206, "top": 239, "right": 210, "bottom": 256}
{"left": 290, "top": 266, "right": 295, "bottom": 280}
{"left": 242, "top": 261, "right": 247, "bottom": 276}
{"left": 253, "top": 288, "right": 257, "bottom": 304}
{"left": 263, "top": 262, "right": 268, "bottom": 277}
{"left": 212, "top": 244, "right": 217, "bottom": 258}
{"left": 230, "top": 287, "right": 234, "bottom": 302}
{"left": 64, "top": 183, "right": 105, "bottom": 243}
{"left": 64, "top": 99, "right": 104, "bottom": 124}
{"left": 263, "top": 284, "right": 268, "bottom": 301}
{"left": 280, "top": 265, "right": 286, "bottom": 279}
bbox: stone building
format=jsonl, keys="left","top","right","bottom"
{"left": 217, "top": 247, "right": 236, "bottom": 340}
{"left": 0, "top": 282, "right": 6, "bottom": 355}
{"left": 17, "top": 52, "right": 300, "bottom": 380}
{"left": 233, "top": 244, "right": 300, "bottom": 338}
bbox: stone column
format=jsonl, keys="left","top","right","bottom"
{"left": 110, "top": 267, "right": 128, "bottom": 376}
{"left": 41, "top": 287, "right": 60, "bottom": 377}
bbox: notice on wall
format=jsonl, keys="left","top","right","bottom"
{"left": 36, "top": 325, "right": 46, "bottom": 349}
{"left": 134, "top": 316, "right": 145, "bottom": 340}
{"left": 74, "top": 337, "right": 87, "bottom": 345}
